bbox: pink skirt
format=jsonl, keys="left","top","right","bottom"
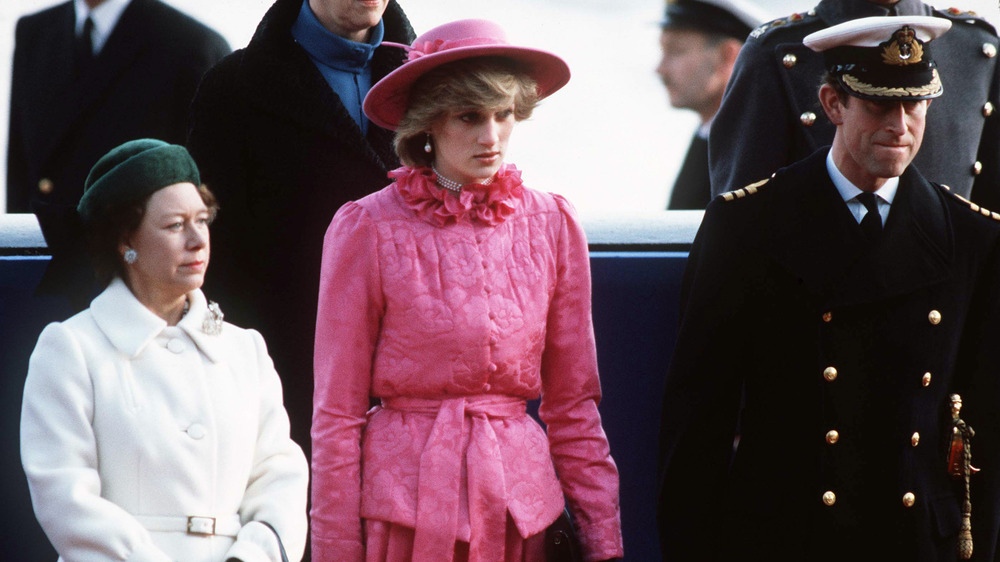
{"left": 364, "top": 515, "right": 546, "bottom": 562}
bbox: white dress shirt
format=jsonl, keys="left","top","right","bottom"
{"left": 74, "top": 0, "right": 131, "bottom": 55}
{"left": 826, "top": 150, "right": 897, "bottom": 226}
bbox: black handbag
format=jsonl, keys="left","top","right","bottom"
{"left": 259, "top": 521, "right": 290, "bottom": 562}
{"left": 545, "top": 508, "right": 582, "bottom": 562}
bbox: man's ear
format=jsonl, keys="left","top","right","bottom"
{"left": 819, "top": 83, "right": 845, "bottom": 126}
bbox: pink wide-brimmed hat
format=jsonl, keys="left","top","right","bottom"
{"left": 363, "top": 19, "right": 571, "bottom": 130}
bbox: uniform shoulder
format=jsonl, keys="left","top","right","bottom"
{"left": 16, "top": 1, "right": 71, "bottom": 35}
{"left": 718, "top": 176, "right": 774, "bottom": 203}
{"left": 934, "top": 6, "right": 999, "bottom": 37}
{"left": 748, "top": 9, "right": 822, "bottom": 44}
{"left": 142, "top": 0, "right": 230, "bottom": 49}
{"left": 937, "top": 183, "right": 1000, "bottom": 222}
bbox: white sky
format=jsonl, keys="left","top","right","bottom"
{"left": 1, "top": 0, "right": 998, "bottom": 213}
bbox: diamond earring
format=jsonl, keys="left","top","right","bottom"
{"left": 124, "top": 248, "right": 137, "bottom": 264}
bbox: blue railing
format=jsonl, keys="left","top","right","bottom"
{"left": 0, "top": 212, "right": 700, "bottom": 560}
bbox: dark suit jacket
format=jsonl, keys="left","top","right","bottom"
{"left": 709, "top": 0, "right": 1000, "bottom": 207}
{"left": 667, "top": 133, "right": 710, "bottom": 210}
{"left": 186, "top": 0, "right": 415, "bottom": 456}
{"left": 659, "top": 148, "right": 1000, "bottom": 561}
{"left": 7, "top": 0, "right": 230, "bottom": 301}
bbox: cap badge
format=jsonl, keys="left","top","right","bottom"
{"left": 882, "top": 26, "right": 923, "bottom": 66}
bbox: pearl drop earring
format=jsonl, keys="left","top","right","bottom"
{"left": 424, "top": 134, "right": 432, "bottom": 154}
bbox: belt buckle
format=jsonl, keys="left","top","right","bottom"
{"left": 187, "top": 516, "right": 216, "bottom": 535}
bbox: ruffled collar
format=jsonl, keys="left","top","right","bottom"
{"left": 392, "top": 164, "right": 524, "bottom": 226}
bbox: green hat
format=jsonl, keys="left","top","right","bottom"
{"left": 77, "top": 139, "right": 200, "bottom": 223}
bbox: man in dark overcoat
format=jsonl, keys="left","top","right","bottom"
{"left": 7, "top": 0, "right": 230, "bottom": 305}
{"left": 186, "top": 0, "right": 415, "bottom": 456}
{"left": 659, "top": 17, "right": 1000, "bottom": 562}
{"left": 708, "top": 0, "right": 1000, "bottom": 208}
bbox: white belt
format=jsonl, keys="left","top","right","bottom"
{"left": 134, "top": 514, "right": 242, "bottom": 537}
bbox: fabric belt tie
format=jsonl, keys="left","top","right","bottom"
{"left": 134, "top": 514, "right": 242, "bottom": 537}
{"left": 381, "top": 395, "right": 526, "bottom": 562}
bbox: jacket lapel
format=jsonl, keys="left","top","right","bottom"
{"left": 829, "top": 167, "right": 953, "bottom": 307}
{"left": 37, "top": 0, "right": 155, "bottom": 164}
{"left": 766, "top": 151, "right": 953, "bottom": 309}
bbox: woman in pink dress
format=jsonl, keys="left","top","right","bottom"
{"left": 311, "top": 19, "right": 623, "bottom": 562}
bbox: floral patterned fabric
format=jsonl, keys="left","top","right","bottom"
{"left": 311, "top": 165, "right": 623, "bottom": 562}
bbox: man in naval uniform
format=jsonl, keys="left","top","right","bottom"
{"left": 7, "top": 0, "right": 230, "bottom": 306}
{"left": 657, "top": 0, "right": 766, "bottom": 210}
{"left": 708, "top": 0, "right": 1000, "bottom": 209}
{"left": 659, "top": 17, "right": 1000, "bottom": 562}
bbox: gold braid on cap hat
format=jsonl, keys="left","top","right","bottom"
{"left": 842, "top": 68, "right": 941, "bottom": 98}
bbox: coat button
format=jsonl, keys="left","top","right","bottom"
{"left": 984, "top": 102, "right": 995, "bottom": 117}
{"left": 484, "top": 285, "right": 492, "bottom": 293}
{"left": 922, "top": 372, "right": 932, "bottom": 387}
{"left": 823, "top": 366, "right": 838, "bottom": 382}
{"left": 911, "top": 432, "right": 920, "bottom": 447}
{"left": 38, "top": 178, "right": 54, "bottom": 194}
{"left": 782, "top": 53, "right": 797, "bottom": 68}
{"left": 167, "top": 339, "right": 186, "bottom": 353}
{"left": 826, "top": 430, "right": 839, "bottom": 444}
{"left": 800, "top": 111, "right": 817, "bottom": 126}
{"left": 821, "top": 311, "right": 832, "bottom": 323}
{"left": 928, "top": 310, "right": 942, "bottom": 325}
{"left": 186, "top": 423, "right": 206, "bottom": 440}
{"left": 822, "top": 491, "right": 836, "bottom": 506}
{"left": 481, "top": 260, "right": 488, "bottom": 268}
{"left": 903, "top": 492, "right": 916, "bottom": 507}
{"left": 973, "top": 161, "right": 983, "bottom": 176}
{"left": 488, "top": 363, "right": 498, "bottom": 373}
{"left": 483, "top": 383, "right": 492, "bottom": 392}
{"left": 489, "top": 336, "right": 498, "bottom": 346}
{"left": 488, "top": 312, "right": 496, "bottom": 320}
{"left": 984, "top": 43, "right": 997, "bottom": 58}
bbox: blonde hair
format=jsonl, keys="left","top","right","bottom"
{"left": 395, "top": 57, "right": 540, "bottom": 167}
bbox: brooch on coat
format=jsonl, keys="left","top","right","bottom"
{"left": 202, "top": 301, "right": 224, "bottom": 335}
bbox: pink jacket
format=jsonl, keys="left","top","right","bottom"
{"left": 311, "top": 165, "right": 623, "bottom": 562}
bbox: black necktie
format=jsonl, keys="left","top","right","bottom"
{"left": 76, "top": 17, "right": 95, "bottom": 76}
{"left": 857, "top": 192, "right": 882, "bottom": 241}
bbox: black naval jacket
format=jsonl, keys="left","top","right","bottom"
{"left": 186, "top": 0, "right": 414, "bottom": 455}
{"left": 709, "top": 0, "right": 1000, "bottom": 208}
{"left": 659, "top": 149, "right": 1000, "bottom": 561}
{"left": 7, "top": 0, "right": 229, "bottom": 301}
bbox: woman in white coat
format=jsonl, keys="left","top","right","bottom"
{"left": 20, "top": 139, "right": 309, "bottom": 562}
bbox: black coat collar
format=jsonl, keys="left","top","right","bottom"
{"left": 235, "top": 0, "right": 413, "bottom": 170}
{"left": 816, "top": 0, "right": 932, "bottom": 25}
{"left": 766, "top": 148, "right": 953, "bottom": 308}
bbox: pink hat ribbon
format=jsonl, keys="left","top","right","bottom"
{"left": 383, "top": 37, "right": 508, "bottom": 62}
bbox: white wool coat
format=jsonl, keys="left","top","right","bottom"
{"left": 20, "top": 278, "right": 308, "bottom": 562}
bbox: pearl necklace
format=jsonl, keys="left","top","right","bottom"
{"left": 432, "top": 165, "right": 494, "bottom": 193}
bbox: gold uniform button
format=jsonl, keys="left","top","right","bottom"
{"left": 782, "top": 53, "right": 798, "bottom": 68}
{"left": 985, "top": 102, "right": 995, "bottom": 117}
{"left": 903, "top": 492, "right": 916, "bottom": 508}
{"left": 800, "top": 111, "right": 817, "bottom": 126}
{"left": 922, "top": 372, "right": 932, "bottom": 387}
{"left": 38, "top": 178, "right": 54, "bottom": 194}
{"left": 822, "top": 491, "right": 836, "bottom": 506}
{"left": 911, "top": 432, "right": 920, "bottom": 447}
{"left": 823, "top": 366, "right": 838, "bottom": 382}
{"left": 973, "top": 161, "right": 983, "bottom": 176}
{"left": 826, "top": 430, "right": 839, "bottom": 444}
{"left": 928, "top": 310, "right": 942, "bottom": 325}
{"left": 822, "top": 311, "right": 832, "bottom": 323}
{"left": 984, "top": 43, "right": 997, "bottom": 58}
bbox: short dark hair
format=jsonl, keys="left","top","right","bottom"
{"left": 85, "top": 184, "right": 218, "bottom": 287}
{"left": 821, "top": 71, "right": 851, "bottom": 106}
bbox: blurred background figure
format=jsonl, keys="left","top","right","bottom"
{"left": 710, "top": 0, "right": 1000, "bottom": 209}
{"left": 7, "top": 0, "right": 229, "bottom": 308}
{"left": 658, "top": 0, "right": 766, "bottom": 210}
{"left": 186, "top": 0, "right": 415, "bottom": 461}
